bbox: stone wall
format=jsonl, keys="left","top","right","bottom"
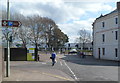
{"left": 0, "top": 1, "right": 3, "bottom": 82}
{"left": 0, "top": 46, "right": 3, "bottom": 83}
{"left": 0, "top": 24, "right": 3, "bottom": 82}
{"left": 0, "top": 20, "right": 3, "bottom": 82}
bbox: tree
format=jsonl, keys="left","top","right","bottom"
{"left": 2, "top": 10, "right": 29, "bottom": 48}
{"left": 2, "top": 9, "right": 69, "bottom": 60}
{"left": 37, "top": 17, "right": 69, "bottom": 51}
{"left": 41, "top": 17, "right": 57, "bottom": 51}
{"left": 16, "top": 26, "right": 32, "bottom": 48}
{"left": 24, "top": 15, "right": 44, "bottom": 61}
{"left": 51, "top": 27, "right": 69, "bottom": 51}
{"left": 77, "top": 29, "right": 92, "bottom": 50}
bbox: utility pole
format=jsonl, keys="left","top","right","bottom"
{"left": 6, "top": 0, "right": 10, "bottom": 77}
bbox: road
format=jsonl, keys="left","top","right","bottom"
{"left": 58, "top": 54, "right": 118, "bottom": 81}
{"left": 3, "top": 53, "right": 119, "bottom": 82}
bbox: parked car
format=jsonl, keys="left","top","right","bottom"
{"left": 68, "top": 49, "right": 77, "bottom": 54}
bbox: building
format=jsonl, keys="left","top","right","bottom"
{"left": 0, "top": 19, "right": 4, "bottom": 82}
{"left": 64, "top": 43, "right": 93, "bottom": 51}
{"left": 93, "top": 2, "right": 120, "bottom": 61}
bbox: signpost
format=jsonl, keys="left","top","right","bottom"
{"left": 2, "top": 20, "right": 22, "bottom": 77}
{"left": 1, "top": 3, "right": 22, "bottom": 77}
{"left": 2, "top": 20, "right": 22, "bottom": 27}
{"left": 2, "top": 19, "right": 22, "bottom": 77}
{"left": 2, "top": 0, "right": 21, "bottom": 77}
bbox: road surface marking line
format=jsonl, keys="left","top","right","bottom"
{"left": 42, "top": 72, "right": 71, "bottom": 81}
{"left": 42, "top": 62, "right": 46, "bottom": 64}
{"left": 31, "top": 70, "right": 72, "bottom": 81}
{"left": 60, "top": 61, "right": 63, "bottom": 66}
{"left": 63, "top": 61, "right": 78, "bottom": 80}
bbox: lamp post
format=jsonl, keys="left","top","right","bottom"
{"left": 6, "top": 0, "right": 10, "bottom": 77}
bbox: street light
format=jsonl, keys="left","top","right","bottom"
{"left": 6, "top": 0, "right": 10, "bottom": 77}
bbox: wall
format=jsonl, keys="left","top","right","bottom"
{"left": 117, "top": 2, "right": 120, "bottom": 61}
{"left": 0, "top": 38, "right": 3, "bottom": 83}
{"left": 4, "top": 48, "right": 27, "bottom": 61}
{"left": 0, "top": 2, "right": 3, "bottom": 82}
{"left": 93, "top": 5, "right": 119, "bottom": 60}
{"left": 0, "top": 16, "right": 3, "bottom": 82}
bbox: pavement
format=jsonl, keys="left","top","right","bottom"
{"left": 1, "top": 52, "right": 119, "bottom": 83}
{"left": 2, "top": 53, "right": 74, "bottom": 82}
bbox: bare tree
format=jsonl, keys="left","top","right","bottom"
{"left": 15, "top": 26, "right": 32, "bottom": 48}
{"left": 2, "top": 9, "right": 69, "bottom": 60}
{"left": 77, "top": 29, "right": 92, "bottom": 50}
{"left": 2, "top": 10, "right": 29, "bottom": 48}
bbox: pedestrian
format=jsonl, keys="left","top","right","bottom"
{"left": 81, "top": 52, "right": 85, "bottom": 58}
{"left": 77, "top": 51, "right": 81, "bottom": 57}
{"left": 50, "top": 51, "right": 56, "bottom": 66}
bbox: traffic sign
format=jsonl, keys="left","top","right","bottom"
{"left": 2, "top": 20, "right": 22, "bottom": 27}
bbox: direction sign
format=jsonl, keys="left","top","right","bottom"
{"left": 2, "top": 20, "right": 22, "bottom": 27}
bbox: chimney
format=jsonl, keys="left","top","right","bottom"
{"left": 117, "top": 2, "right": 120, "bottom": 12}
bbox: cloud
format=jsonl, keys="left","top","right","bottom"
{"left": 7, "top": 1, "right": 116, "bottom": 23}
{"left": 58, "top": 17, "right": 95, "bottom": 43}
{"left": 1, "top": 0, "right": 117, "bottom": 43}
{"left": 8, "top": 1, "right": 86, "bottom": 23}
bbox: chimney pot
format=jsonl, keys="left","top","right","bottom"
{"left": 117, "top": 2, "right": 120, "bottom": 11}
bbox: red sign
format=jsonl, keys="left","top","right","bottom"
{"left": 2, "top": 20, "right": 22, "bottom": 27}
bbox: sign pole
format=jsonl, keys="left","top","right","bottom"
{"left": 6, "top": 0, "right": 10, "bottom": 77}
{"left": 1, "top": 0, "right": 21, "bottom": 77}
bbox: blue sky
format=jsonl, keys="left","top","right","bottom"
{"left": 1, "top": 0, "right": 120, "bottom": 43}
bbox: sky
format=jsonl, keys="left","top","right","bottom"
{"left": 1, "top": 0, "right": 120, "bottom": 43}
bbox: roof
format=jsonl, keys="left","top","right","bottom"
{"left": 93, "top": 9, "right": 118, "bottom": 25}
{"left": 96, "top": 9, "right": 117, "bottom": 20}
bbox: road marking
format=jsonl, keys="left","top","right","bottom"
{"left": 42, "top": 62, "right": 46, "bottom": 64}
{"left": 16, "top": 79, "right": 20, "bottom": 81}
{"left": 42, "top": 72, "right": 72, "bottom": 81}
{"left": 31, "top": 70, "right": 72, "bottom": 81}
{"left": 63, "top": 60, "right": 78, "bottom": 80}
{"left": 60, "top": 61, "right": 63, "bottom": 66}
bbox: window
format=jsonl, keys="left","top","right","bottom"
{"left": 102, "top": 48, "right": 105, "bottom": 55}
{"left": 98, "top": 48, "right": 100, "bottom": 59}
{"left": 102, "top": 22, "right": 105, "bottom": 27}
{"left": 115, "top": 48, "right": 118, "bottom": 57}
{"left": 115, "top": 18, "right": 118, "bottom": 24}
{"left": 115, "top": 31, "right": 118, "bottom": 40}
{"left": 90, "top": 48, "right": 92, "bottom": 50}
{"left": 102, "top": 34, "right": 105, "bottom": 42}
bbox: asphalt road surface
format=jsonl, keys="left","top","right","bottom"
{"left": 58, "top": 54, "right": 118, "bottom": 81}
{"left": 3, "top": 54, "right": 119, "bottom": 82}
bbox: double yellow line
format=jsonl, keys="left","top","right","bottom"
{"left": 32, "top": 71, "right": 72, "bottom": 81}
{"left": 42, "top": 72, "right": 72, "bottom": 81}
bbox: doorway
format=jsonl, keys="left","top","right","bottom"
{"left": 98, "top": 48, "right": 100, "bottom": 59}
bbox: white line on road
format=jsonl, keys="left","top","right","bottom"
{"left": 60, "top": 61, "right": 63, "bottom": 66}
{"left": 42, "top": 62, "right": 46, "bottom": 64}
{"left": 63, "top": 60, "right": 78, "bottom": 80}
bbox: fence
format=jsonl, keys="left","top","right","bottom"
{"left": 4, "top": 48, "right": 27, "bottom": 61}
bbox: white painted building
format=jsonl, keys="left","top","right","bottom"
{"left": 93, "top": 2, "right": 120, "bottom": 61}
{"left": 64, "top": 43, "right": 93, "bottom": 50}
